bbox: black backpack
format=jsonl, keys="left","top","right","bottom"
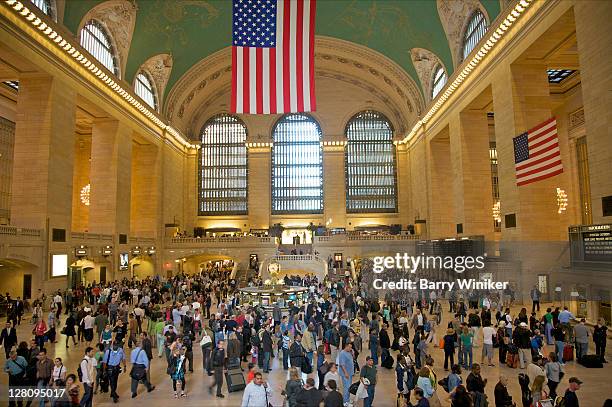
{"left": 76, "top": 358, "right": 87, "bottom": 382}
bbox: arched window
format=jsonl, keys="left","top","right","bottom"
{"left": 134, "top": 72, "right": 157, "bottom": 110}
{"left": 80, "top": 20, "right": 118, "bottom": 76}
{"left": 31, "top": 0, "right": 53, "bottom": 18}
{"left": 345, "top": 111, "right": 397, "bottom": 213}
{"left": 431, "top": 65, "right": 447, "bottom": 98}
{"left": 462, "top": 10, "right": 488, "bottom": 61}
{"left": 272, "top": 114, "right": 323, "bottom": 214}
{"left": 199, "top": 114, "right": 248, "bottom": 215}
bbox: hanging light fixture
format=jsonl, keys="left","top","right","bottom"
{"left": 80, "top": 184, "right": 90, "bottom": 206}
{"left": 556, "top": 188, "right": 568, "bottom": 214}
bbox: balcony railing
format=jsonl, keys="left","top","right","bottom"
{"left": 314, "top": 234, "right": 419, "bottom": 243}
{"left": 71, "top": 232, "right": 114, "bottom": 242}
{"left": 0, "top": 226, "right": 43, "bottom": 238}
{"left": 167, "top": 236, "right": 276, "bottom": 246}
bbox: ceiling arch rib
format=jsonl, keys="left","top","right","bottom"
{"left": 410, "top": 48, "right": 448, "bottom": 105}
{"left": 436, "top": 0, "right": 490, "bottom": 69}
{"left": 165, "top": 36, "right": 425, "bottom": 139}
{"left": 135, "top": 53, "right": 173, "bottom": 113}
{"left": 77, "top": 0, "right": 138, "bottom": 79}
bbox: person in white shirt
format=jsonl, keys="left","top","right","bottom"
{"left": 482, "top": 322, "right": 497, "bottom": 366}
{"left": 241, "top": 372, "right": 272, "bottom": 407}
{"left": 323, "top": 363, "right": 341, "bottom": 389}
{"left": 53, "top": 294, "right": 63, "bottom": 317}
{"left": 82, "top": 313, "right": 96, "bottom": 346}
{"left": 80, "top": 347, "right": 96, "bottom": 407}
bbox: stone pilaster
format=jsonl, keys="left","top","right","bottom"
{"left": 492, "top": 63, "right": 568, "bottom": 241}
{"left": 450, "top": 111, "right": 494, "bottom": 238}
{"left": 248, "top": 146, "right": 271, "bottom": 229}
{"left": 323, "top": 145, "right": 346, "bottom": 228}
{"left": 574, "top": 0, "right": 612, "bottom": 224}
{"left": 10, "top": 75, "right": 75, "bottom": 231}
{"left": 71, "top": 136, "right": 91, "bottom": 232}
{"left": 396, "top": 143, "right": 411, "bottom": 226}
{"left": 427, "top": 132, "right": 456, "bottom": 238}
{"left": 130, "top": 143, "right": 160, "bottom": 237}
{"left": 88, "top": 119, "right": 132, "bottom": 236}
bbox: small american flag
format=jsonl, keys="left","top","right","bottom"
{"left": 513, "top": 117, "right": 563, "bottom": 186}
{"left": 231, "top": 0, "right": 316, "bottom": 115}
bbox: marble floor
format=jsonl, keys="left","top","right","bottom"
{"left": 1, "top": 304, "right": 611, "bottom": 407}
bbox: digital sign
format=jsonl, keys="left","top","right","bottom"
{"left": 51, "top": 254, "right": 68, "bottom": 277}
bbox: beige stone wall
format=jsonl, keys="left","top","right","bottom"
{"left": 89, "top": 120, "right": 132, "bottom": 236}
{"left": 11, "top": 75, "right": 76, "bottom": 231}
{"left": 450, "top": 110, "right": 494, "bottom": 238}
{"left": 161, "top": 142, "right": 186, "bottom": 228}
{"left": 407, "top": 137, "right": 429, "bottom": 234}
{"left": 573, "top": 0, "right": 612, "bottom": 224}
{"left": 323, "top": 147, "right": 346, "bottom": 228}
{"left": 130, "top": 143, "right": 160, "bottom": 237}
{"left": 427, "top": 130, "right": 456, "bottom": 238}
{"left": 71, "top": 136, "right": 91, "bottom": 232}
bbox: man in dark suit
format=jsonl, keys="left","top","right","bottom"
{"left": 0, "top": 321, "right": 18, "bottom": 359}
{"left": 14, "top": 297, "right": 24, "bottom": 326}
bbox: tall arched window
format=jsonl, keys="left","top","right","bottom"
{"left": 134, "top": 72, "right": 157, "bottom": 110}
{"left": 80, "top": 20, "right": 118, "bottom": 76}
{"left": 345, "top": 111, "right": 397, "bottom": 213}
{"left": 31, "top": 0, "right": 53, "bottom": 18}
{"left": 462, "top": 10, "right": 488, "bottom": 61}
{"left": 199, "top": 114, "right": 248, "bottom": 215}
{"left": 431, "top": 65, "right": 447, "bottom": 98}
{"left": 272, "top": 114, "right": 323, "bottom": 214}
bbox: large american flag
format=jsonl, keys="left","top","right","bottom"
{"left": 231, "top": 0, "right": 316, "bottom": 115}
{"left": 513, "top": 117, "right": 563, "bottom": 186}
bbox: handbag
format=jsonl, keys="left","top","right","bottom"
{"left": 301, "top": 354, "right": 313, "bottom": 374}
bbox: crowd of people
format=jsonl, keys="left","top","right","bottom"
{"left": 0, "top": 264, "right": 610, "bottom": 407}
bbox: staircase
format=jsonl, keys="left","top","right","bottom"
{"left": 260, "top": 254, "right": 328, "bottom": 281}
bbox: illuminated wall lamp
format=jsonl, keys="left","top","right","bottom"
{"left": 556, "top": 188, "right": 568, "bottom": 214}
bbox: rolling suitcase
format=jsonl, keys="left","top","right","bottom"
{"left": 563, "top": 344, "right": 574, "bottom": 362}
{"left": 578, "top": 354, "right": 603, "bottom": 368}
{"left": 506, "top": 352, "right": 518, "bottom": 368}
{"left": 225, "top": 368, "right": 246, "bottom": 392}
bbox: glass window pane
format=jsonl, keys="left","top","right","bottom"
{"left": 272, "top": 114, "right": 323, "bottom": 214}
{"left": 80, "top": 20, "right": 118, "bottom": 76}
{"left": 134, "top": 72, "right": 156, "bottom": 110}
{"left": 345, "top": 111, "right": 397, "bottom": 213}
{"left": 199, "top": 114, "right": 248, "bottom": 215}
{"left": 432, "top": 65, "right": 447, "bottom": 98}
{"left": 462, "top": 10, "right": 488, "bottom": 61}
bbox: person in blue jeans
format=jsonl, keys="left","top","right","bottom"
{"left": 369, "top": 329, "right": 379, "bottom": 365}
{"left": 360, "top": 356, "right": 378, "bottom": 407}
{"left": 337, "top": 342, "right": 354, "bottom": 404}
{"left": 460, "top": 327, "right": 473, "bottom": 369}
{"left": 552, "top": 323, "right": 566, "bottom": 364}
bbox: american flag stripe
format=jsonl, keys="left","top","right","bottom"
{"left": 514, "top": 117, "right": 563, "bottom": 186}
{"left": 232, "top": 0, "right": 316, "bottom": 115}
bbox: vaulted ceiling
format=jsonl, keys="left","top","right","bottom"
{"left": 62, "top": 0, "right": 501, "bottom": 102}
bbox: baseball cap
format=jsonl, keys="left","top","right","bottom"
{"left": 569, "top": 377, "right": 583, "bottom": 385}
